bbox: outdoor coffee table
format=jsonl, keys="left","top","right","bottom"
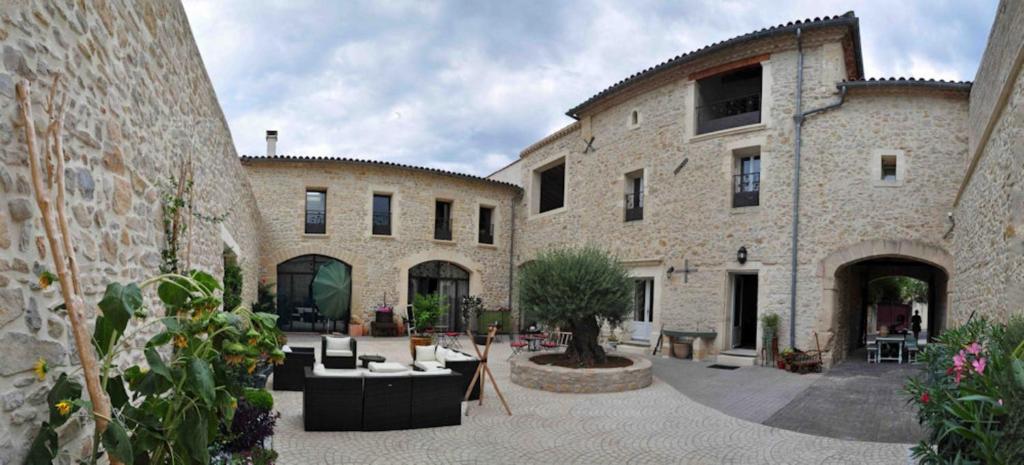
{"left": 359, "top": 354, "right": 386, "bottom": 368}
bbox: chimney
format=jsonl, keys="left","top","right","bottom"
{"left": 266, "top": 130, "right": 278, "bottom": 156}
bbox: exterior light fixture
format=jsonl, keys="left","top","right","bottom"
{"left": 737, "top": 247, "right": 748, "bottom": 264}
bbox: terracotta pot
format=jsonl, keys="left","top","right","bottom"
{"left": 671, "top": 341, "right": 691, "bottom": 359}
{"left": 348, "top": 324, "right": 364, "bottom": 337}
{"left": 409, "top": 335, "right": 433, "bottom": 358}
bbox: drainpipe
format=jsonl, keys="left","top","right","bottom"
{"left": 788, "top": 27, "right": 848, "bottom": 348}
{"left": 508, "top": 191, "right": 519, "bottom": 327}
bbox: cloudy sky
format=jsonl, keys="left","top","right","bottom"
{"left": 182, "top": 0, "right": 997, "bottom": 176}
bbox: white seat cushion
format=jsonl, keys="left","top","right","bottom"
{"left": 282, "top": 345, "right": 292, "bottom": 353}
{"left": 435, "top": 347, "right": 450, "bottom": 364}
{"left": 368, "top": 362, "right": 410, "bottom": 373}
{"left": 415, "top": 345, "right": 437, "bottom": 362}
{"left": 365, "top": 370, "right": 410, "bottom": 377}
{"left": 324, "top": 336, "right": 351, "bottom": 351}
{"left": 414, "top": 360, "right": 444, "bottom": 371}
{"left": 325, "top": 349, "right": 353, "bottom": 357}
{"left": 312, "top": 364, "right": 366, "bottom": 378}
{"left": 443, "top": 352, "right": 473, "bottom": 363}
{"left": 410, "top": 368, "right": 453, "bottom": 376}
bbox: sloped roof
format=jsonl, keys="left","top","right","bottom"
{"left": 240, "top": 155, "right": 522, "bottom": 190}
{"left": 566, "top": 12, "right": 863, "bottom": 118}
{"left": 840, "top": 77, "right": 972, "bottom": 91}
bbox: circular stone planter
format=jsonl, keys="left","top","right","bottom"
{"left": 510, "top": 353, "right": 652, "bottom": 393}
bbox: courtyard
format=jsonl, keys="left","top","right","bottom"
{"left": 270, "top": 334, "right": 913, "bottom": 464}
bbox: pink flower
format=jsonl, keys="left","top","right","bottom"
{"left": 920, "top": 392, "right": 930, "bottom": 404}
{"left": 954, "top": 369, "right": 963, "bottom": 384}
{"left": 953, "top": 350, "right": 967, "bottom": 369}
{"left": 998, "top": 399, "right": 1004, "bottom": 406}
{"left": 972, "top": 357, "right": 986, "bottom": 375}
{"left": 966, "top": 342, "right": 982, "bottom": 356}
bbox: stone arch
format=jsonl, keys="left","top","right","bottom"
{"left": 396, "top": 250, "right": 484, "bottom": 320}
{"left": 264, "top": 244, "right": 366, "bottom": 325}
{"left": 816, "top": 239, "right": 953, "bottom": 366}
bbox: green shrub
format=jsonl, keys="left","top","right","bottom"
{"left": 412, "top": 293, "right": 446, "bottom": 334}
{"left": 905, "top": 316, "right": 1024, "bottom": 464}
{"left": 242, "top": 388, "right": 274, "bottom": 411}
{"left": 518, "top": 246, "right": 632, "bottom": 366}
{"left": 223, "top": 249, "right": 243, "bottom": 311}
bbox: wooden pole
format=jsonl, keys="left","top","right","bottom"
{"left": 463, "top": 326, "right": 511, "bottom": 416}
{"left": 16, "top": 78, "right": 115, "bottom": 445}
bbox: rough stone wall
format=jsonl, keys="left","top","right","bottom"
{"left": 243, "top": 160, "right": 518, "bottom": 325}
{"left": 951, "top": 0, "right": 1024, "bottom": 323}
{"left": 513, "top": 29, "right": 967, "bottom": 358}
{"left": 0, "top": 1, "right": 261, "bottom": 462}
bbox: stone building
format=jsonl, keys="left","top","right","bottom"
{"left": 0, "top": 0, "right": 1021, "bottom": 461}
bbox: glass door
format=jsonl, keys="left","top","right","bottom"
{"left": 632, "top": 279, "right": 654, "bottom": 341}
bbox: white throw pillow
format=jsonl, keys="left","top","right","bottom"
{"left": 325, "top": 336, "right": 351, "bottom": 351}
{"left": 282, "top": 345, "right": 292, "bottom": 353}
{"left": 435, "top": 347, "right": 450, "bottom": 364}
{"left": 415, "top": 345, "right": 436, "bottom": 362}
{"left": 368, "top": 362, "right": 411, "bottom": 373}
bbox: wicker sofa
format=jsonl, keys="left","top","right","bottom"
{"left": 303, "top": 366, "right": 463, "bottom": 431}
{"left": 272, "top": 346, "right": 315, "bottom": 391}
{"left": 412, "top": 345, "right": 480, "bottom": 401}
{"left": 321, "top": 335, "right": 357, "bottom": 369}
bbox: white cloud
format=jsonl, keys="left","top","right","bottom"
{"left": 182, "top": 0, "right": 996, "bottom": 176}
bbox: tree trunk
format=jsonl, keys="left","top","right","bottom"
{"left": 565, "top": 317, "right": 606, "bottom": 366}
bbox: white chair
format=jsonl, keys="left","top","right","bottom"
{"left": 866, "top": 333, "right": 879, "bottom": 363}
{"left": 904, "top": 333, "right": 918, "bottom": 364}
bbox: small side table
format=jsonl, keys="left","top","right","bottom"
{"left": 359, "top": 354, "right": 386, "bottom": 369}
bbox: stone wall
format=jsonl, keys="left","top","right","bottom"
{"left": 951, "top": 0, "right": 1024, "bottom": 323}
{"left": 243, "top": 158, "right": 519, "bottom": 327}
{"left": 0, "top": 1, "right": 261, "bottom": 462}
{"left": 512, "top": 26, "right": 968, "bottom": 360}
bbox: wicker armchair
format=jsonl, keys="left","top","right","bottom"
{"left": 362, "top": 373, "right": 412, "bottom": 431}
{"left": 302, "top": 367, "right": 364, "bottom": 431}
{"left": 273, "top": 346, "right": 315, "bottom": 391}
{"left": 321, "top": 335, "right": 357, "bottom": 369}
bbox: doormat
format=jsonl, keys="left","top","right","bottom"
{"left": 707, "top": 364, "right": 740, "bottom": 370}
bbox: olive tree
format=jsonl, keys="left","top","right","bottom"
{"left": 518, "top": 246, "right": 633, "bottom": 366}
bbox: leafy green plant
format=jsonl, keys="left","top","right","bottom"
{"left": 412, "top": 293, "right": 445, "bottom": 334}
{"left": 223, "top": 248, "right": 243, "bottom": 311}
{"left": 518, "top": 246, "right": 632, "bottom": 366}
{"left": 252, "top": 279, "right": 276, "bottom": 315}
{"left": 905, "top": 317, "right": 1024, "bottom": 464}
{"left": 460, "top": 295, "right": 485, "bottom": 330}
{"left": 27, "top": 270, "right": 285, "bottom": 465}
{"left": 760, "top": 313, "right": 780, "bottom": 338}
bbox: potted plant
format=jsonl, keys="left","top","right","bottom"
{"left": 760, "top": 313, "right": 780, "bottom": 362}
{"left": 375, "top": 303, "right": 394, "bottom": 323}
{"left": 349, "top": 314, "right": 364, "bottom": 337}
{"left": 409, "top": 293, "right": 445, "bottom": 356}
{"left": 460, "top": 295, "right": 485, "bottom": 332}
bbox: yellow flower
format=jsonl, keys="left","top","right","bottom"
{"left": 55, "top": 400, "right": 71, "bottom": 416}
{"left": 247, "top": 337, "right": 258, "bottom": 346}
{"left": 224, "top": 354, "right": 244, "bottom": 365}
{"left": 173, "top": 335, "right": 188, "bottom": 349}
{"left": 246, "top": 363, "right": 256, "bottom": 374}
{"left": 229, "top": 397, "right": 238, "bottom": 410}
{"left": 38, "top": 271, "right": 57, "bottom": 289}
{"left": 33, "top": 358, "right": 48, "bottom": 381}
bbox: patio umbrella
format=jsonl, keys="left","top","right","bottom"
{"left": 312, "top": 261, "right": 351, "bottom": 331}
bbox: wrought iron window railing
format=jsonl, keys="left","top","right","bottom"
{"left": 625, "top": 192, "right": 644, "bottom": 221}
{"left": 479, "top": 222, "right": 494, "bottom": 244}
{"left": 434, "top": 218, "right": 452, "bottom": 241}
{"left": 697, "top": 93, "right": 761, "bottom": 135}
{"left": 305, "top": 211, "right": 325, "bottom": 234}
{"left": 733, "top": 172, "right": 760, "bottom": 208}
{"left": 372, "top": 211, "right": 391, "bottom": 235}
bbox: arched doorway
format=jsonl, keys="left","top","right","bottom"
{"left": 819, "top": 240, "right": 951, "bottom": 365}
{"left": 277, "top": 254, "right": 352, "bottom": 332}
{"left": 408, "top": 261, "right": 470, "bottom": 331}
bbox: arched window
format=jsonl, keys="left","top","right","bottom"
{"left": 277, "top": 254, "right": 351, "bottom": 332}
{"left": 408, "top": 261, "right": 470, "bottom": 331}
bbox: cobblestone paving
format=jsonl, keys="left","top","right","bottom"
{"left": 272, "top": 335, "right": 911, "bottom": 464}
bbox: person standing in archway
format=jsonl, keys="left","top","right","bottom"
{"left": 911, "top": 310, "right": 923, "bottom": 343}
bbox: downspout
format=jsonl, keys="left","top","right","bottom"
{"left": 787, "top": 27, "right": 848, "bottom": 348}
{"left": 509, "top": 190, "right": 519, "bottom": 327}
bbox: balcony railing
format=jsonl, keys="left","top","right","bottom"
{"left": 305, "top": 211, "right": 325, "bottom": 234}
{"left": 434, "top": 218, "right": 452, "bottom": 241}
{"left": 697, "top": 93, "right": 761, "bottom": 135}
{"left": 625, "top": 192, "right": 644, "bottom": 222}
{"left": 733, "top": 172, "right": 760, "bottom": 208}
{"left": 372, "top": 211, "right": 391, "bottom": 235}
{"left": 479, "top": 222, "right": 494, "bottom": 244}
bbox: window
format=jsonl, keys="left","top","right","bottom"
{"left": 733, "top": 149, "right": 760, "bottom": 208}
{"left": 372, "top": 194, "right": 391, "bottom": 236}
{"left": 478, "top": 206, "right": 494, "bottom": 244}
{"left": 538, "top": 162, "right": 565, "bottom": 213}
{"left": 434, "top": 200, "right": 453, "bottom": 240}
{"left": 629, "top": 109, "right": 640, "bottom": 129}
{"left": 624, "top": 171, "right": 644, "bottom": 222}
{"left": 696, "top": 65, "right": 762, "bottom": 135}
{"left": 881, "top": 155, "right": 898, "bottom": 182}
{"left": 305, "top": 190, "right": 326, "bottom": 234}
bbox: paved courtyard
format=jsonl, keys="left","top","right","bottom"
{"left": 271, "top": 334, "right": 911, "bottom": 464}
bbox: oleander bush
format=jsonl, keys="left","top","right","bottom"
{"left": 905, "top": 316, "right": 1024, "bottom": 464}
